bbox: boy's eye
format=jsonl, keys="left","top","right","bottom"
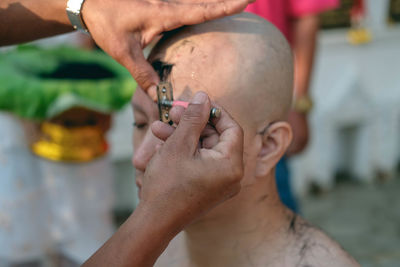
{"left": 133, "top": 122, "right": 148, "bottom": 129}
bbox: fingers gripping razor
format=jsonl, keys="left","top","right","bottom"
{"left": 156, "top": 82, "right": 221, "bottom": 125}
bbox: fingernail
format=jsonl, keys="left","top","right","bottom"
{"left": 191, "top": 92, "right": 207, "bottom": 104}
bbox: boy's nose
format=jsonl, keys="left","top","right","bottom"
{"left": 132, "top": 132, "right": 162, "bottom": 173}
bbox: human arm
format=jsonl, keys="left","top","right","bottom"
{"left": 0, "top": 0, "right": 72, "bottom": 45}
{"left": 0, "top": 0, "right": 252, "bottom": 93}
{"left": 83, "top": 92, "right": 244, "bottom": 266}
{"left": 83, "top": 203, "right": 180, "bottom": 267}
{"left": 286, "top": 14, "right": 319, "bottom": 156}
{"left": 292, "top": 15, "right": 319, "bottom": 99}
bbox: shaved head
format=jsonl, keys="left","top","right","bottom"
{"left": 148, "top": 12, "right": 294, "bottom": 131}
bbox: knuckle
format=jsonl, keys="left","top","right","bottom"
{"left": 132, "top": 67, "right": 151, "bottom": 86}
{"left": 230, "top": 163, "right": 244, "bottom": 182}
{"left": 233, "top": 124, "right": 244, "bottom": 139}
{"left": 182, "top": 104, "right": 206, "bottom": 124}
{"left": 202, "top": 3, "right": 210, "bottom": 22}
{"left": 219, "top": 158, "right": 243, "bottom": 184}
{"left": 229, "top": 183, "right": 241, "bottom": 198}
{"left": 110, "top": 44, "right": 128, "bottom": 63}
{"left": 222, "top": 1, "right": 230, "bottom": 16}
{"left": 224, "top": 129, "right": 244, "bottom": 154}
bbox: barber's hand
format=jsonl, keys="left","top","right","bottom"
{"left": 286, "top": 110, "right": 309, "bottom": 157}
{"left": 82, "top": 0, "right": 252, "bottom": 96}
{"left": 140, "top": 91, "right": 244, "bottom": 227}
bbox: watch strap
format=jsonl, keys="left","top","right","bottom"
{"left": 66, "top": 0, "right": 90, "bottom": 34}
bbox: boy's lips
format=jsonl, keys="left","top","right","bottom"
{"left": 135, "top": 179, "right": 143, "bottom": 199}
{"left": 136, "top": 179, "right": 143, "bottom": 189}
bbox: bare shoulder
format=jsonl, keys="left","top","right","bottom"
{"left": 286, "top": 213, "right": 360, "bottom": 267}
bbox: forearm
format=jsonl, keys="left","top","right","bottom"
{"left": 292, "top": 15, "right": 319, "bottom": 97}
{"left": 0, "top": 0, "right": 73, "bottom": 46}
{"left": 83, "top": 202, "right": 183, "bottom": 267}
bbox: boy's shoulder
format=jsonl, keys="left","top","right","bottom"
{"left": 284, "top": 214, "right": 360, "bottom": 267}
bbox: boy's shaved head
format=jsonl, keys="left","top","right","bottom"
{"left": 148, "top": 12, "right": 294, "bottom": 131}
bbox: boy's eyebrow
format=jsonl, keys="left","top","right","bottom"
{"left": 151, "top": 59, "right": 174, "bottom": 81}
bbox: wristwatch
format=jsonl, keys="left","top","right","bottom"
{"left": 66, "top": 0, "right": 90, "bottom": 34}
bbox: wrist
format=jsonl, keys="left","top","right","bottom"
{"left": 87, "top": 202, "right": 183, "bottom": 267}
{"left": 129, "top": 202, "right": 184, "bottom": 263}
{"left": 133, "top": 201, "right": 185, "bottom": 240}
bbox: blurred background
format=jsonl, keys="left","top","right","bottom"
{"left": 0, "top": 0, "right": 399, "bottom": 266}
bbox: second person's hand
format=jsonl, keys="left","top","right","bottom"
{"left": 141, "top": 91, "right": 244, "bottom": 228}
{"left": 81, "top": 0, "right": 253, "bottom": 97}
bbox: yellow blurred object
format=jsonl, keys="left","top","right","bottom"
{"left": 347, "top": 27, "right": 372, "bottom": 45}
{"left": 32, "top": 122, "right": 108, "bottom": 162}
{"left": 293, "top": 95, "right": 313, "bottom": 114}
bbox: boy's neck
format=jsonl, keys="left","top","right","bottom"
{"left": 165, "top": 174, "right": 293, "bottom": 266}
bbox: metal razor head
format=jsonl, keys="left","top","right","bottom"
{"left": 210, "top": 107, "right": 221, "bottom": 119}
{"left": 156, "top": 82, "right": 174, "bottom": 124}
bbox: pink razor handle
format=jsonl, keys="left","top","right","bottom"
{"left": 171, "top": 100, "right": 189, "bottom": 108}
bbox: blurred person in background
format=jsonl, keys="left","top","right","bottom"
{"left": 246, "top": 0, "right": 339, "bottom": 213}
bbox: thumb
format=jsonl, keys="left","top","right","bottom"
{"left": 123, "top": 40, "right": 159, "bottom": 100}
{"left": 166, "top": 92, "right": 211, "bottom": 155}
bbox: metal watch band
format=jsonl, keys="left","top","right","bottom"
{"left": 66, "top": 0, "right": 90, "bottom": 34}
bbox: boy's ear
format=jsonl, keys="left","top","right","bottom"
{"left": 255, "top": 121, "right": 293, "bottom": 178}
